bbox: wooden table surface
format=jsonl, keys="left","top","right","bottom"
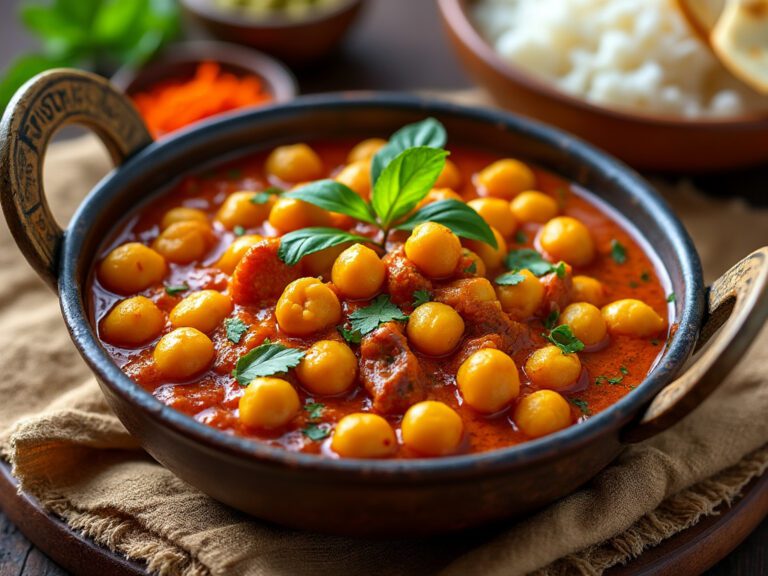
{"left": 0, "top": 0, "right": 765, "bottom": 574}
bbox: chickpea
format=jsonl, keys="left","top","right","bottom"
{"left": 407, "top": 302, "right": 465, "bottom": 356}
{"left": 415, "top": 188, "right": 462, "bottom": 210}
{"left": 347, "top": 138, "right": 387, "bottom": 163}
{"left": 448, "top": 277, "right": 497, "bottom": 303}
{"left": 572, "top": 275, "right": 606, "bottom": 307}
{"left": 514, "top": 390, "right": 572, "bottom": 438}
{"left": 495, "top": 269, "right": 544, "bottom": 320}
{"left": 331, "top": 413, "right": 397, "bottom": 458}
{"left": 169, "top": 290, "right": 233, "bottom": 333}
{"left": 525, "top": 346, "right": 582, "bottom": 390}
{"left": 98, "top": 242, "right": 166, "bottom": 294}
{"left": 152, "top": 221, "right": 214, "bottom": 264}
{"left": 336, "top": 160, "right": 372, "bottom": 199}
{"left": 467, "top": 198, "right": 516, "bottom": 237}
{"left": 463, "top": 227, "right": 508, "bottom": 271}
{"left": 301, "top": 243, "right": 349, "bottom": 278}
{"left": 161, "top": 207, "right": 208, "bottom": 230}
{"left": 404, "top": 222, "right": 462, "bottom": 279}
{"left": 434, "top": 159, "right": 462, "bottom": 189}
{"left": 101, "top": 296, "right": 165, "bottom": 346}
{"left": 476, "top": 159, "right": 535, "bottom": 199}
{"left": 510, "top": 191, "right": 558, "bottom": 223}
{"left": 559, "top": 302, "right": 607, "bottom": 346}
{"left": 296, "top": 340, "right": 357, "bottom": 396}
{"left": 457, "top": 348, "right": 520, "bottom": 413}
{"left": 268, "top": 198, "right": 332, "bottom": 233}
{"left": 215, "top": 234, "right": 263, "bottom": 274}
{"left": 462, "top": 248, "right": 487, "bottom": 277}
{"left": 216, "top": 191, "right": 274, "bottom": 230}
{"left": 331, "top": 244, "right": 386, "bottom": 299}
{"left": 265, "top": 143, "right": 323, "bottom": 182}
{"left": 539, "top": 216, "right": 595, "bottom": 267}
{"left": 602, "top": 299, "right": 665, "bottom": 337}
{"left": 153, "top": 327, "right": 214, "bottom": 380}
{"left": 239, "top": 377, "right": 300, "bottom": 430}
{"left": 275, "top": 277, "right": 341, "bottom": 336}
{"left": 401, "top": 401, "right": 463, "bottom": 456}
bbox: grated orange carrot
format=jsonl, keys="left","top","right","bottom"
{"left": 131, "top": 61, "right": 273, "bottom": 137}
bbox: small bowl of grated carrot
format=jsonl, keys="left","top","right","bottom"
{"left": 112, "top": 41, "right": 298, "bottom": 138}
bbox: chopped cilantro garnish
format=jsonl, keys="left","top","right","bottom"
{"left": 570, "top": 398, "right": 591, "bottom": 415}
{"left": 233, "top": 341, "right": 305, "bottom": 385}
{"left": 544, "top": 309, "right": 559, "bottom": 330}
{"left": 304, "top": 401, "right": 325, "bottom": 420}
{"left": 164, "top": 283, "right": 189, "bottom": 296}
{"left": 412, "top": 289, "right": 432, "bottom": 307}
{"left": 543, "top": 325, "right": 585, "bottom": 354}
{"left": 505, "top": 249, "right": 558, "bottom": 277}
{"left": 667, "top": 292, "right": 677, "bottom": 303}
{"left": 610, "top": 239, "right": 627, "bottom": 264}
{"left": 620, "top": 366, "right": 629, "bottom": 375}
{"left": 640, "top": 271, "right": 651, "bottom": 283}
{"left": 225, "top": 317, "right": 249, "bottom": 344}
{"left": 233, "top": 225, "right": 246, "bottom": 236}
{"left": 495, "top": 271, "right": 526, "bottom": 286}
{"left": 338, "top": 326, "right": 363, "bottom": 344}
{"left": 302, "top": 423, "right": 330, "bottom": 441}
{"left": 553, "top": 261, "right": 566, "bottom": 278}
{"left": 348, "top": 295, "right": 408, "bottom": 337}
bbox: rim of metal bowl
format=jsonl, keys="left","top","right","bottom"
{"left": 59, "top": 93, "right": 704, "bottom": 481}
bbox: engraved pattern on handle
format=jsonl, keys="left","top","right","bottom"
{"left": 0, "top": 69, "right": 153, "bottom": 290}
{"left": 625, "top": 247, "right": 768, "bottom": 442}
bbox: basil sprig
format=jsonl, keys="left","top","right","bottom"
{"left": 278, "top": 119, "right": 497, "bottom": 264}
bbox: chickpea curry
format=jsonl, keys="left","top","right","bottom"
{"left": 91, "top": 118, "right": 672, "bottom": 459}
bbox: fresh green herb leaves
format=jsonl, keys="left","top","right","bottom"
{"left": 338, "top": 326, "right": 363, "bottom": 344}
{"left": 285, "top": 180, "right": 376, "bottom": 224}
{"left": 395, "top": 199, "right": 497, "bottom": 247}
{"left": 164, "top": 283, "right": 189, "bottom": 296}
{"left": 2, "top": 0, "right": 180, "bottom": 111}
{"left": 412, "top": 289, "right": 432, "bottom": 307}
{"left": 667, "top": 292, "right": 677, "bottom": 303}
{"left": 570, "top": 398, "right": 591, "bottom": 415}
{"left": 348, "top": 295, "right": 408, "bottom": 337}
{"left": 371, "top": 117, "right": 447, "bottom": 184}
{"left": 302, "top": 402, "right": 329, "bottom": 441}
{"left": 233, "top": 341, "right": 305, "bottom": 385}
{"left": 595, "top": 366, "right": 629, "bottom": 386}
{"left": 544, "top": 309, "right": 560, "bottom": 330}
{"left": 505, "top": 249, "right": 559, "bottom": 277}
{"left": 543, "top": 325, "right": 585, "bottom": 354}
{"left": 620, "top": 366, "right": 629, "bottom": 375}
{"left": 233, "top": 225, "right": 246, "bottom": 236}
{"left": 225, "top": 317, "right": 249, "bottom": 344}
{"left": 610, "top": 239, "right": 627, "bottom": 264}
{"left": 495, "top": 271, "right": 526, "bottom": 286}
{"left": 278, "top": 228, "right": 372, "bottom": 266}
{"left": 250, "top": 192, "right": 272, "bottom": 205}
{"left": 372, "top": 147, "right": 449, "bottom": 228}
{"left": 304, "top": 401, "right": 325, "bottom": 420}
{"left": 464, "top": 261, "right": 478, "bottom": 274}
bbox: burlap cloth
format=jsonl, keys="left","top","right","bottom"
{"left": 1, "top": 133, "right": 767, "bottom": 576}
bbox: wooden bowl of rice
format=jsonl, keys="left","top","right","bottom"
{"left": 437, "top": 0, "right": 768, "bottom": 172}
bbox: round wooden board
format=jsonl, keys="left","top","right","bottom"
{"left": 0, "top": 459, "right": 765, "bottom": 576}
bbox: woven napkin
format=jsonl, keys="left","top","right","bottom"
{"left": 1, "top": 135, "right": 767, "bottom": 576}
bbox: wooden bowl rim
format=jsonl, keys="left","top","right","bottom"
{"left": 180, "top": 0, "right": 363, "bottom": 29}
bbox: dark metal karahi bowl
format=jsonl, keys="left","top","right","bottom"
{"left": 2, "top": 70, "right": 766, "bottom": 536}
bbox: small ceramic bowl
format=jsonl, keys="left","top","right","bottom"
{"left": 2, "top": 70, "right": 767, "bottom": 536}
{"left": 111, "top": 40, "right": 298, "bottom": 103}
{"left": 181, "top": 0, "right": 364, "bottom": 65}
{"left": 437, "top": 0, "right": 768, "bottom": 172}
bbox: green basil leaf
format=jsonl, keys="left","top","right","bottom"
{"left": 348, "top": 295, "right": 409, "bottom": 336}
{"left": 371, "top": 117, "right": 447, "bottom": 183}
{"left": 395, "top": 199, "right": 497, "bottom": 248}
{"left": 233, "top": 341, "right": 305, "bottom": 385}
{"left": 285, "top": 180, "right": 376, "bottom": 224}
{"left": 371, "top": 147, "right": 449, "bottom": 227}
{"left": 278, "top": 228, "right": 372, "bottom": 266}
{"left": 505, "top": 249, "right": 554, "bottom": 276}
{"left": 495, "top": 272, "right": 525, "bottom": 286}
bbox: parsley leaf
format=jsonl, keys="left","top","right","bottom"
{"left": 620, "top": 366, "right": 629, "bottom": 375}
{"left": 495, "top": 271, "right": 526, "bottom": 286}
{"left": 553, "top": 262, "right": 566, "bottom": 278}
{"left": 505, "top": 249, "right": 555, "bottom": 277}
{"left": 225, "top": 317, "right": 249, "bottom": 344}
{"left": 570, "top": 398, "right": 591, "bottom": 415}
{"left": 412, "top": 290, "right": 432, "bottom": 307}
{"left": 610, "top": 239, "right": 627, "bottom": 264}
{"left": 348, "top": 295, "right": 408, "bottom": 336}
{"left": 338, "top": 326, "right": 363, "bottom": 344}
{"left": 278, "top": 227, "right": 372, "bottom": 265}
{"left": 302, "top": 422, "right": 330, "bottom": 441}
{"left": 164, "top": 283, "right": 189, "bottom": 296}
{"left": 233, "top": 341, "right": 305, "bottom": 385}
{"left": 304, "top": 401, "right": 325, "bottom": 420}
{"left": 667, "top": 292, "right": 677, "bottom": 303}
{"left": 543, "top": 325, "right": 585, "bottom": 354}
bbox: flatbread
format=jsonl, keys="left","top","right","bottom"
{"left": 712, "top": 0, "right": 768, "bottom": 93}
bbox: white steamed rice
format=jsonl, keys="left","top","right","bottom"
{"left": 471, "top": 0, "right": 767, "bottom": 118}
